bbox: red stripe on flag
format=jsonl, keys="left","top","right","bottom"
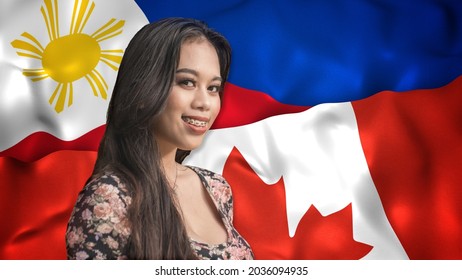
{"left": 0, "top": 150, "right": 96, "bottom": 259}
{"left": 0, "top": 125, "right": 105, "bottom": 163}
{"left": 213, "top": 83, "right": 309, "bottom": 129}
{"left": 352, "top": 75, "right": 462, "bottom": 259}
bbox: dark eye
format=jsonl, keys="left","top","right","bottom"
{"left": 208, "top": 85, "right": 221, "bottom": 94}
{"left": 179, "top": 79, "right": 195, "bottom": 88}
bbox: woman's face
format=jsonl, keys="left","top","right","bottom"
{"left": 153, "top": 38, "right": 222, "bottom": 153}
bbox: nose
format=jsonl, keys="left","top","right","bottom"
{"left": 192, "top": 87, "right": 211, "bottom": 111}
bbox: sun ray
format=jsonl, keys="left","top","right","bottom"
{"left": 21, "top": 32, "right": 45, "bottom": 50}
{"left": 41, "top": 0, "right": 59, "bottom": 41}
{"left": 14, "top": 52, "right": 42, "bottom": 60}
{"left": 22, "top": 69, "right": 49, "bottom": 81}
{"left": 91, "top": 19, "right": 125, "bottom": 42}
{"left": 70, "top": 0, "right": 95, "bottom": 35}
{"left": 68, "top": 83, "right": 74, "bottom": 107}
{"left": 49, "top": 82, "right": 73, "bottom": 113}
{"left": 11, "top": 32, "right": 44, "bottom": 60}
{"left": 100, "top": 49, "right": 123, "bottom": 71}
{"left": 84, "top": 69, "right": 108, "bottom": 99}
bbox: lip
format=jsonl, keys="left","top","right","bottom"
{"left": 183, "top": 115, "right": 210, "bottom": 122}
{"left": 182, "top": 115, "right": 210, "bottom": 135}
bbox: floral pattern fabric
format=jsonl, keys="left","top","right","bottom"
{"left": 65, "top": 166, "right": 254, "bottom": 260}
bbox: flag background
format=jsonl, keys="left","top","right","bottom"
{"left": 1, "top": 0, "right": 461, "bottom": 259}
{"left": 137, "top": 0, "right": 462, "bottom": 106}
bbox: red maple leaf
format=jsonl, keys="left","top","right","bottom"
{"left": 223, "top": 147, "right": 373, "bottom": 259}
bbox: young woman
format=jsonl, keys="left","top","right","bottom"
{"left": 66, "top": 18, "right": 254, "bottom": 260}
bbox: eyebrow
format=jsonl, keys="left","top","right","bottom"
{"left": 176, "top": 68, "right": 223, "bottom": 82}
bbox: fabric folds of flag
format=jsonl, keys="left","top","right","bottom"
{"left": 186, "top": 76, "right": 462, "bottom": 259}
{"left": 0, "top": 0, "right": 148, "bottom": 259}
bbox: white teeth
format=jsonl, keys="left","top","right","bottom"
{"left": 183, "top": 117, "right": 207, "bottom": 127}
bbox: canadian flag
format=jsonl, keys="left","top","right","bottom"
{"left": 186, "top": 81, "right": 462, "bottom": 259}
{"left": 1, "top": 0, "right": 461, "bottom": 260}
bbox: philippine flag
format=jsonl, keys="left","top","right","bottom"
{"left": 1, "top": 0, "right": 461, "bottom": 260}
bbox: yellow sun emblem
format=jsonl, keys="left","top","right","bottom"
{"left": 11, "top": 0, "right": 125, "bottom": 113}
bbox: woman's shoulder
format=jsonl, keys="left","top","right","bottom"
{"left": 86, "top": 172, "right": 124, "bottom": 187}
{"left": 77, "top": 172, "right": 132, "bottom": 207}
{"left": 67, "top": 172, "right": 132, "bottom": 260}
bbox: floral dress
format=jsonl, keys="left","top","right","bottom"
{"left": 65, "top": 166, "right": 254, "bottom": 260}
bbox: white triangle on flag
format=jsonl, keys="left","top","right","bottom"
{"left": 0, "top": 0, "right": 148, "bottom": 152}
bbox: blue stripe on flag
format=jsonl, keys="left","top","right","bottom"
{"left": 135, "top": 0, "right": 462, "bottom": 106}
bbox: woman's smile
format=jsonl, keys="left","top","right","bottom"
{"left": 182, "top": 116, "right": 209, "bottom": 134}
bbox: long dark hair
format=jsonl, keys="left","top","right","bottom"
{"left": 91, "top": 18, "right": 231, "bottom": 259}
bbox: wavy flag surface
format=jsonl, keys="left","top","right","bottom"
{"left": 0, "top": 0, "right": 461, "bottom": 259}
